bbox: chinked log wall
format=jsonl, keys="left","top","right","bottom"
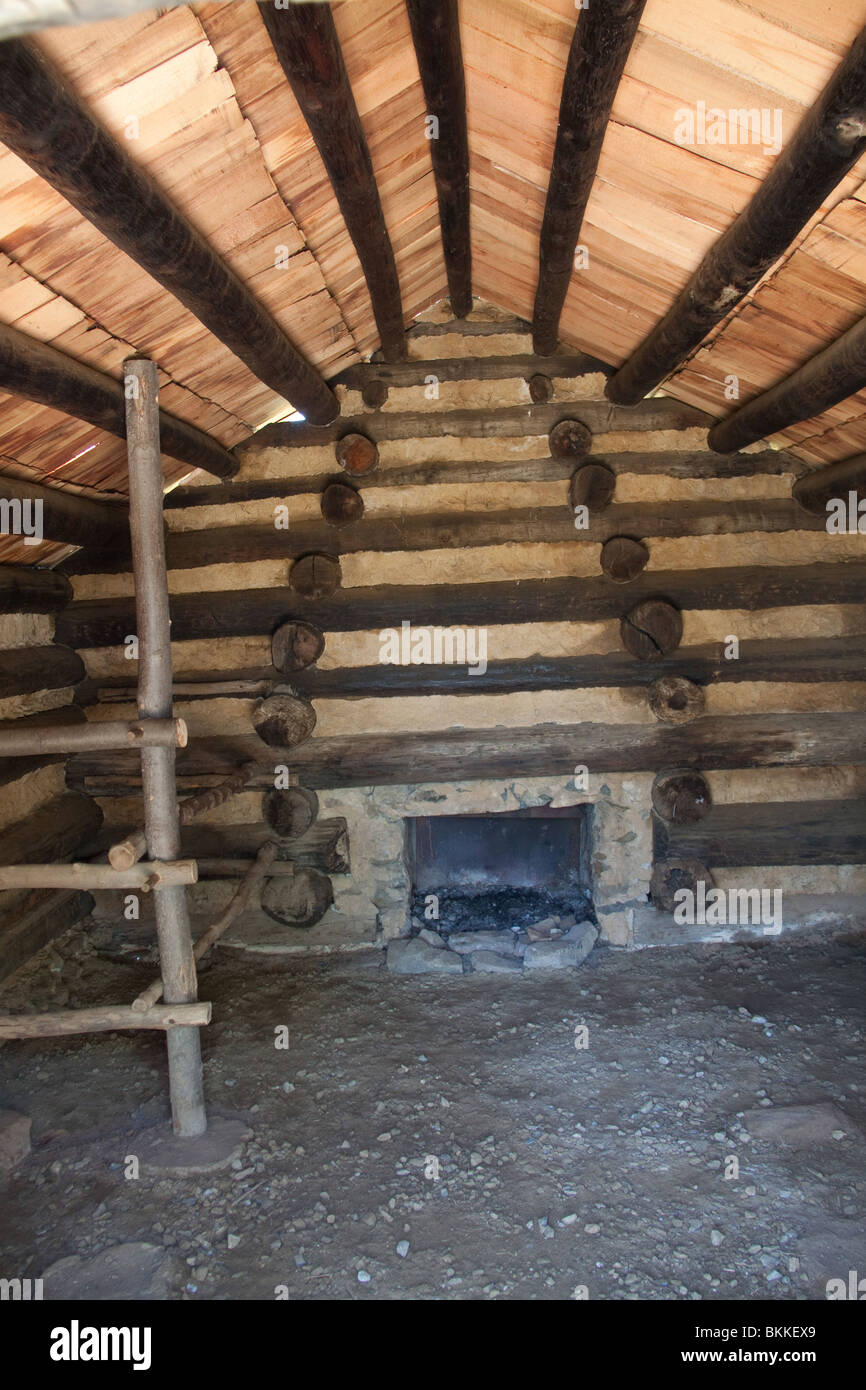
{"left": 59, "top": 307, "right": 866, "bottom": 947}
{"left": 0, "top": 570, "right": 100, "bottom": 981}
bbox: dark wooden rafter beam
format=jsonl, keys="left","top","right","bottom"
{"left": 0, "top": 472, "right": 128, "bottom": 553}
{"left": 0, "top": 40, "right": 338, "bottom": 425}
{"left": 0, "top": 322, "right": 237, "bottom": 482}
{"left": 257, "top": 2, "right": 406, "bottom": 361}
{"left": 405, "top": 0, "right": 471, "bottom": 317}
{"left": 0, "top": 564, "right": 71, "bottom": 613}
{"left": 708, "top": 314, "right": 866, "bottom": 453}
{"left": 532, "top": 0, "right": 646, "bottom": 355}
{"left": 792, "top": 453, "right": 866, "bottom": 514}
{"left": 606, "top": 25, "right": 866, "bottom": 405}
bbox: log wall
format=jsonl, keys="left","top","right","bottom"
{"left": 0, "top": 584, "right": 97, "bottom": 980}
{"left": 62, "top": 303, "right": 866, "bottom": 948}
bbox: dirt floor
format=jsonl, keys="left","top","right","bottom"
{"left": 0, "top": 922, "right": 864, "bottom": 1301}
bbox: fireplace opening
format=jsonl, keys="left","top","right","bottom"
{"left": 406, "top": 805, "right": 594, "bottom": 938}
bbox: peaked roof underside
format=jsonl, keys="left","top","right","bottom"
{"left": 3, "top": 0, "right": 866, "bottom": 567}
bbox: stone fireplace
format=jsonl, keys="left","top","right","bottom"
{"left": 308, "top": 773, "right": 654, "bottom": 957}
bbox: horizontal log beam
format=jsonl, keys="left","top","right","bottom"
{"left": 793, "top": 454, "right": 866, "bottom": 515}
{"left": 0, "top": 41, "right": 337, "bottom": 425}
{"left": 606, "top": 24, "right": 866, "bottom": 405}
{"left": 654, "top": 799, "right": 866, "bottom": 866}
{"left": 241, "top": 396, "right": 712, "bottom": 452}
{"left": 0, "top": 322, "right": 237, "bottom": 482}
{"left": 0, "top": 468, "right": 129, "bottom": 552}
{"left": 0, "top": 644, "right": 83, "bottom": 700}
{"left": 69, "top": 713, "right": 866, "bottom": 793}
{"left": 90, "top": 632, "right": 866, "bottom": 700}
{"left": 0, "top": 860, "right": 197, "bottom": 891}
{"left": 285, "top": 636, "right": 866, "bottom": 698}
{"left": 406, "top": 316, "right": 529, "bottom": 339}
{"left": 0, "top": 793, "right": 103, "bottom": 868}
{"left": 176, "top": 819, "right": 350, "bottom": 874}
{"left": 72, "top": 500, "right": 826, "bottom": 577}
{"left": 166, "top": 446, "right": 798, "bottom": 509}
{"left": 533, "top": 0, "right": 646, "bottom": 355}
{"left": 56, "top": 562, "right": 866, "bottom": 648}
{"left": 329, "top": 352, "right": 608, "bottom": 391}
{"left": 708, "top": 315, "right": 866, "bottom": 453}
{"left": 0, "top": 889, "right": 93, "bottom": 986}
{"left": 196, "top": 858, "right": 298, "bottom": 879}
{"left": 0, "top": 717, "right": 186, "bottom": 758}
{"left": 258, "top": 2, "right": 405, "bottom": 361}
{"left": 0, "top": 564, "right": 71, "bottom": 614}
{"left": 0, "top": 1002, "right": 211, "bottom": 1040}
{"left": 406, "top": 0, "right": 471, "bottom": 317}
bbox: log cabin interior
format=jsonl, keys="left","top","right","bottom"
{"left": 0, "top": 0, "right": 864, "bottom": 1312}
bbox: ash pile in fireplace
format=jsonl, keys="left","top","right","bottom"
{"left": 409, "top": 885, "right": 594, "bottom": 936}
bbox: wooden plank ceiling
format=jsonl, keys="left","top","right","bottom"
{"left": 3, "top": 0, "right": 866, "bottom": 567}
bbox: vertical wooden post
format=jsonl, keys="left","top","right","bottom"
{"left": 125, "top": 356, "right": 206, "bottom": 1138}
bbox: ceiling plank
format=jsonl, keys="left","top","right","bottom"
{"left": 0, "top": 320, "right": 238, "bottom": 481}
{"left": 606, "top": 22, "right": 866, "bottom": 405}
{"left": 0, "top": 38, "right": 339, "bottom": 425}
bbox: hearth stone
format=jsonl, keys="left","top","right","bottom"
{"left": 447, "top": 929, "right": 518, "bottom": 956}
{"left": 470, "top": 951, "right": 523, "bottom": 974}
{"left": 523, "top": 939, "right": 584, "bottom": 969}
{"left": 418, "top": 928, "right": 446, "bottom": 948}
{"left": 387, "top": 939, "right": 463, "bottom": 974}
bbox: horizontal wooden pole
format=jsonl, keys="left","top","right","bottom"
{"left": 606, "top": 24, "right": 866, "bottom": 404}
{"left": 0, "top": 321, "right": 238, "bottom": 481}
{"left": 57, "top": 561, "right": 866, "bottom": 648}
{"left": 165, "top": 446, "right": 799, "bottom": 510}
{"left": 0, "top": 41, "right": 337, "bottom": 426}
{"left": 0, "top": 644, "right": 83, "bottom": 700}
{"left": 654, "top": 798, "right": 866, "bottom": 867}
{"left": 708, "top": 313, "right": 866, "bottom": 452}
{"left": 0, "top": 860, "right": 197, "bottom": 891}
{"left": 0, "top": 889, "right": 93, "bottom": 986}
{"left": 0, "top": 564, "right": 71, "bottom": 614}
{"left": 793, "top": 453, "right": 866, "bottom": 515}
{"left": 0, "top": 716, "right": 186, "bottom": 758}
{"left": 240, "top": 396, "right": 711, "bottom": 452}
{"left": 0, "top": 1002, "right": 211, "bottom": 1040}
{"left": 0, "top": 470, "right": 129, "bottom": 551}
{"left": 69, "top": 713, "right": 866, "bottom": 793}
